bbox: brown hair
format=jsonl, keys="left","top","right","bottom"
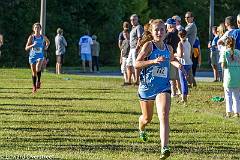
{"left": 225, "top": 16, "right": 235, "bottom": 27}
{"left": 185, "top": 11, "right": 194, "bottom": 17}
{"left": 225, "top": 37, "right": 235, "bottom": 61}
{"left": 178, "top": 29, "right": 187, "bottom": 38}
{"left": 32, "top": 22, "right": 41, "bottom": 30}
{"left": 123, "top": 21, "right": 130, "bottom": 29}
{"left": 148, "top": 19, "right": 165, "bottom": 32}
{"left": 144, "top": 23, "right": 150, "bottom": 32}
{"left": 212, "top": 26, "right": 218, "bottom": 32}
{"left": 137, "top": 19, "right": 165, "bottom": 53}
{"left": 217, "top": 23, "right": 226, "bottom": 37}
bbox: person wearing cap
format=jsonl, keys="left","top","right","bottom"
{"left": 55, "top": 28, "right": 67, "bottom": 74}
{"left": 128, "top": 14, "right": 144, "bottom": 85}
{"left": 164, "top": 18, "right": 181, "bottom": 97}
{"left": 172, "top": 15, "right": 184, "bottom": 31}
{"left": 91, "top": 35, "right": 100, "bottom": 72}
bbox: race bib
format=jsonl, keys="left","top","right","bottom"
{"left": 152, "top": 66, "right": 168, "bottom": 78}
{"left": 33, "top": 47, "right": 42, "bottom": 53}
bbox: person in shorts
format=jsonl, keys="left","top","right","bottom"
{"left": 120, "top": 30, "right": 130, "bottom": 85}
{"left": 55, "top": 28, "right": 67, "bottom": 74}
{"left": 135, "top": 19, "right": 184, "bottom": 159}
{"left": 208, "top": 26, "right": 220, "bottom": 82}
{"left": 25, "top": 22, "right": 50, "bottom": 93}
{"left": 79, "top": 31, "right": 93, "bottom": 72}
{"left": 127, "top": 14, "right": 144, "bottom": 85}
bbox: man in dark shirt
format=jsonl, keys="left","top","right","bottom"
{"left": 118, "top": 22, "right": 130, "bottom": 49}
{"left": 164, "top": 18, "right": 181, "bottom": 97}
{"left": 164, "top": 18, "right": 180, "bottom": 53}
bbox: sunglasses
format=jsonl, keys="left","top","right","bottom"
{"left": 185, "top": 17, "right": 191, "bottom": 19}
{"left": 130, "top": 18, "right": 137, "bottom": 21}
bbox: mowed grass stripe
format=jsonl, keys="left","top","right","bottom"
{"left": 0, "top": 68, "right": 240, "bottom": 160}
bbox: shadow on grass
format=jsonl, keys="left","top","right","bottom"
{"left": 173, "top": 144, "right": 239, "bottom": 155}
{"left": 0, "top": 87, "right": 114, "bottom": 91}
{"left": 81, "top": 109, "right": 139, "bottom": 115}
{"left": 0, "top": 142, "right": 239, "bottom": 158}
{"left": 0, "top": 96, "right": 134, "bottom": 101}
{"left": 0, "top": 107, "right": 139, "bottom": 116}
{"left": 0, "top": 104, "right": 69, "bottom": 107}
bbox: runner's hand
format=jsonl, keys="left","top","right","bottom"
{"left": 153, "top": 56, "right": 165, "bottom": 64}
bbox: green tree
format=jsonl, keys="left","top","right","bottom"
{"left": 0, "top": 0, "right": 239, "bottom": 67}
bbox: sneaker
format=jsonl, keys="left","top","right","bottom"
{"left": 121, "top": 82, "right": 131, "bottom": 86}
{"left": 232, "top": 113, "right": 239, "bottom": 118}
{"left": 139, "top": 131, "right": 148, "bottom": 142}
{"left": 36, "top": 82, "right": 41, "bottom": 89}
{"left": 171, "top": 94, "right": 177, "bottom": 98}
{"left": 224, "top": 112, "right": 231, "bottom": 118}
{"left": 32, "top": 85, "right": 37, "bottom": 93}
{"left": 160, "top": 146, "right": 170, "bottom": 160}
{"left": 133, "top": 82, "right": 139, "bottom": 86}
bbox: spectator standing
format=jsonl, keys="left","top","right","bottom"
{"left": 118, "top": 22, "right": 130, "bottom": 49}
{"left": 217, "top": 16, "right": 236, "bottom": 46}
{"left": 91, "top": 35, "right": 100, "bottom": 72}
{"left": 231, "top": 14, "right": 240, "bottom": 50}
{"left": 79, "top": 31, "right": 93, "bottom": 72}
{"left": 237, "top": 13, "right": 240, "bottom": 29}
{"left": 219, "top": 37, "right": 240, "bottom": 118}
{"left": 217, "top": 17, "right": 236, "bottom": 81}
{"left": 128, "top": 14, "right": 144, "bottom": 85}
{"left": 192, "top": 37, "right": 202, "bottom": 77}
{"left": 208, "top": 26, "right": 220, "bottom": 82}
{"left": 175, "top": 29, "right": 193, "bottom": 102}
{"left": 217, "top": 23, "right": 227, "bottom": 82}
{"left": 164, "top": 18, "right": 181, "bottom": 97}
{"left": 185, "top": 11, "right": 197, "bottom": 87}
{"left": 217, "top": 23, "right": 227, "bottom": 56}
{"left": 55, "top": 28, "right": 67, "bottom": 74}
{"left": 172, "top": 15, "right": 184, "bottom": 31}
{"left": 120, "top": 30, "right": 130, "bottom": 85}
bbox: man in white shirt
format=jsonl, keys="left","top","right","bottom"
{"left": 79, "top": 31, "right": 93, "bottom": 72}
{"left": 55, "top": 28, "right": 67, "bottom": 74}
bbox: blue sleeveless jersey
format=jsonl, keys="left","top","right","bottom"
{"left": 138, "top": 42, "right": 171, "bottom": 100}
{"left": 29, "top": 35, "right": 45, "bottom": 64}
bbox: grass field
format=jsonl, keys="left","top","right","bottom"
{"left": 0, "top": 68, "right": 239, "bottom": 160}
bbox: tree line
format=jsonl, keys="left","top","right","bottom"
{"left": 0, "top": 0, "right": 239, "bottom": 67}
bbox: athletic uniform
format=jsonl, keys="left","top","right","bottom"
{"left": 138, "top": 42, "right": 171, "bottom": 100}
{"left": 29, "top": 35, "right": 45, "bottom": 64}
